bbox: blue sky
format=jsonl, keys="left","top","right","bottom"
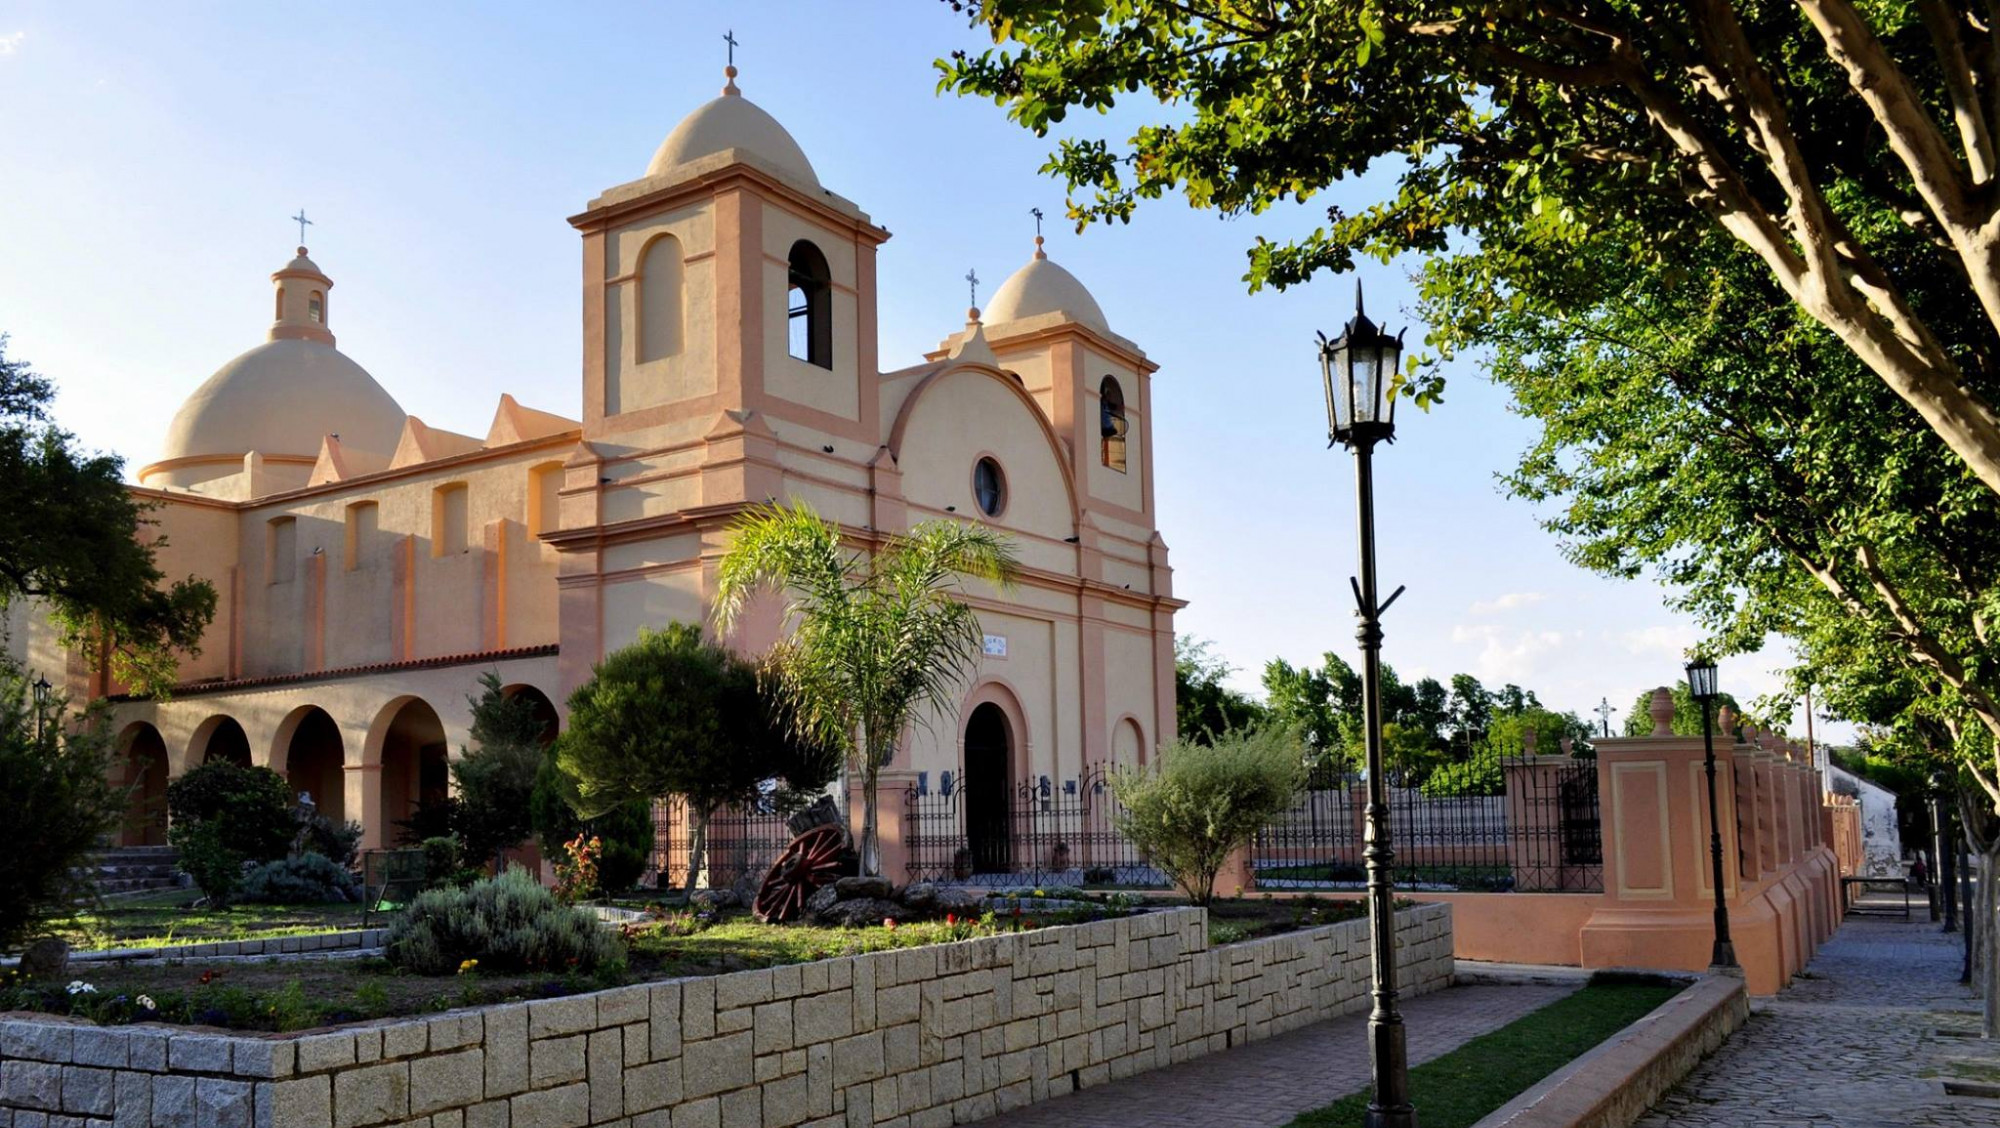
{"left": 0, "top": 3, "right": 1845, "bottom": 742}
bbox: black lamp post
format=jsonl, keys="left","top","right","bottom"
{"left": 31, "top": 673, "right": 51, "bottom": 741}
{"left": 1320, "top": 280, "right": 1415, "bottom": 1128}
{"left": 1684, "top": 658, "right": 1738, "bottom": 970}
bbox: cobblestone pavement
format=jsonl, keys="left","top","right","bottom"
{"left": 1638, "top": 898, "right": 1999, "bottom": 1128}
{"left": 976, "top": 982, "right": 1576, "bottom": 1128}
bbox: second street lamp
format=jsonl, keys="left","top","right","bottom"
{"left": 1684, "top": 657, "right": 1738, "bottom": 970}
{"left": 1320, "top": 281, "right": 1416, "bottom": 1128}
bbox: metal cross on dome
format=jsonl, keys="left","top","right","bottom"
{"left": 1031, "top": 207, "right": 1044, "bottom": 237}
{"left": 966, "top": 268, "right": 980, "bottom": 309}
{"left": 723, "top": 29, "right": 738, "bottom": 67}
{"left": 1595, "top": 696, "right": 1616, "bottom": 738}
{"left": 291, "top": 209, "right": 312, "bottom": 245}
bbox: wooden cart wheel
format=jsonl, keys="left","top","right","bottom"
{"left": 753, "top": 825, "right": 848, "bottom": 923}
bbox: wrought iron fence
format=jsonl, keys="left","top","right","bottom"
{"left": 903, "top": 763, "right": 1166, "bottom": 887}
{"left": 1252, "top": 756, "right": 1602, "bottom": 893}
{"left": 648, "top": 799, "right": 795, "bottom": 890}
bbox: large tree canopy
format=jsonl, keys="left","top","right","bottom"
{"left": 0, "top": 338, "right": 214, "bottom": 694}
{"left": 940, "top": 1, "right": 2000, "bottom": 498}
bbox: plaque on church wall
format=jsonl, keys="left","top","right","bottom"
{"left": 982, "top": 634, "right": 1008, "bottom": 657}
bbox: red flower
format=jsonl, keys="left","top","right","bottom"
{"left": 883, "top": 918, "right": 897, "bottom": 930}
{"left": 1023, "top": 918, "right": 1037, "bottom": 929}
{"left": 944, "top": 914, "right": 957, "bottom": 926}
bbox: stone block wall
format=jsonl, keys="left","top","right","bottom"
{"left": 0, "top": 903, "right": 1452, "bottom": 1128}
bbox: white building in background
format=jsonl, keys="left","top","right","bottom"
{"left": 1827, "top": 764, "right": 1903, "bottom": 877}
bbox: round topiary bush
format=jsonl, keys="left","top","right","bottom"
{"left": 238, "top": 853, "right": 359, "bottom": 904}
{"left": 385, "top": 866, "right": 624, "bottom": 976}
{"left": 165, "top": 760, "right": 297, "bottom": 863}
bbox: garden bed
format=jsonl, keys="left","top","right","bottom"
{"left": 0, "top": 901, "right": 1133, "bottom": 1033}
{"left": 34, "top": 889, "right": 367, "bottom": 954}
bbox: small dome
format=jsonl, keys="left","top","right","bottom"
{"left": 647, "top": 72, "right": 819, "bottom": 188}
{"left": 157, "top": 338, "right": 406, "bottom": 465}
{"left": 983, "top": 247, "right": 1110, "bottom": 334}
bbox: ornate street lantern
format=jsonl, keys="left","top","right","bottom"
{"left": 1684, "top": 657, "right": 1738, "bottom": 969}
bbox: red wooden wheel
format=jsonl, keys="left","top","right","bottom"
{"left": 753, "top": 825, "right": 847, "bottom": 923}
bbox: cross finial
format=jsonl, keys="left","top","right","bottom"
{"left": 723, "top": 29, "right": 738, "bottom": 66}
{"left": 1031, "top": 207, "right": 1043, "bottom": 238}
{"left": 1594, "top": 696, "right": 1616, "bottom": 738}
{"left": 965, "top": 268, "right": 980, "bottom": 309}
{"left": 291, "top": 208, "right": 312, "bottom": 246}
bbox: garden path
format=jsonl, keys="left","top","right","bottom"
{"left": 1637, "top": 895, "right": 1999, "bottom": 1128}
{"left": 973, "top": 981, "right": 1575, "bottom": 1128}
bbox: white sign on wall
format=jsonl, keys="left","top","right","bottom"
{"left": 982, "top": 634, "right": 1008, "bottom": 657}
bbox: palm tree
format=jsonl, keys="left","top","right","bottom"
{"left": 713, "top": 501, "right": 1020, "bottom": 876}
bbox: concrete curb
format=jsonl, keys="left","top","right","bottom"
{"left": 1471, "top": 973, "right": 1749, "bottom": 1128}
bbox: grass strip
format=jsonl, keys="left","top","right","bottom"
{"left": 1287, "top": 974, "right": 1682, "bottom": 1128}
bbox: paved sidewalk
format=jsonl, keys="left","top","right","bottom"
{"left": 976, "top": 982, "right": 1575, "bottom": 1128}
{"left": 1637, "top": 899, "right": 1999, "bottom": 1127}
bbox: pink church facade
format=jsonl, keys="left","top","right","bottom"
{"left": 38, "top": 67, "right": 1183, "bottom": 855}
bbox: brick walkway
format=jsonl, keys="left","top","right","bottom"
{"left": 1638, "top": 898, "right": 2000, "bottom": 1127}
{"left": 974, "top": 982, "right": 1575, "bottom": 1127}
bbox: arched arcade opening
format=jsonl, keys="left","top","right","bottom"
{"left": 963, "top": 702, "right": 1014, "bottom": 875}
{"left": 191, "top": 715, "right": 252, "bottom": 768}
{"left": 278, "top": 706, "right": 346, "bottom": 826}
{"left": 377, "top": 698, "right": 450, "bottom": 844}
{"left": 116, "top": 723, "right": 169, "bottom": 847}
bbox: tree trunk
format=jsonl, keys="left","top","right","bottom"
{"left": 860, "top": 766, "right": 881, "bottom": 878}
{"left": 1980, "top": 843, "right": 1999, "bottom": 1039}
{"left": 683, "top": 806, "right": 710, "bottom": 897}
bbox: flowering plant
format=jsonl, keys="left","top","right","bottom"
{"left": 553, "top": 834, "right": 602, "bottom": 904}
{"left": 64, "top": 980, "right": 96, "bottom": 996}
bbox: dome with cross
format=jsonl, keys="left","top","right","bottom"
{"left": 647, "top": 63, "right": 819, "bottom": 190}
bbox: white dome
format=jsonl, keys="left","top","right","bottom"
{"left": 158, "top": 338, "right": 406, "bottom": 464}
{"left": 647, "top": 83, "right": 819, "bottom": 188}
{"left": 983, "top": 253, "right": 1110, "bottom": 334}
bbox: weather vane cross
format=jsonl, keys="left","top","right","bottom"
{"left": 291, "top": 209, "right": 312, "bottom": 245}
{"left": 723, "top": 29, "right": 738, "bottom": 67}
{"left": 965, "top": 268, "right": 980, "bottom": 309}
{"left": 1031, "top": 207, "right": 1044, "bottom": 238}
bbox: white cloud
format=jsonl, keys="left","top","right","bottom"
{"left": 1469, "top": 591, "right": 1547, "bottom": 615}
{"left": 0, "top": 32, "right": 25, "bottom": 56}
{"left": 1448, "top": 624, "right": 1566, "bottom": 683}
{"left": 1618, "top": 624, "right": 1699, "bottom": 659}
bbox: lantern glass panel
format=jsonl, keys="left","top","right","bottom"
{"left": 1685, "top": 660, "right": 1718, "bottom": 701}
{"left": 1322, "top": 344, "right": 1351, "bottom": 434}
{"left": 1352, "top": 349, "right": 1380, "bottom": 425}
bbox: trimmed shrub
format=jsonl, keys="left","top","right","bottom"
{"left": 239, "top": 853, "right": 359, "bottom": 904}
{"left": 175, "top": 821, "right": 245, "bottom": 907}
{"left": 1111, "top": 725, "right": 1306, "bottom": 905}
{"left": 166, "top": 761, "right": 295, "bottom": 863}
{"left": 385, "top": 866, "right": 624, "bottom": 975}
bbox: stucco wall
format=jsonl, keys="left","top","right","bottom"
{"left": 0, "top": 904, "right": 1452, "bottom": 1128}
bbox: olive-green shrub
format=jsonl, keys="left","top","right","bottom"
{"left": 1111, "top": 726, "right": 1305, "bottom": 905}
{"left": 385, "top": 866, "right": 623, "bottom": 975}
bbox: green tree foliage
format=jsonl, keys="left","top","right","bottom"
{"left": 556, "top": 623, "right": 838, "bottom": 892}
{"left": 0, "top": 338, "right": 215, "bottom": 695}
{"left": 0, "top": 670, "right": 122, "bottom": 951}
{"left": 1262, "top": 652, "right": 1357, "bottom": 763}
{"left": 1113, "top": 725, "right": 1306, "bottom": 904}
{"left": 713, "top": 501, "right": 1020, "bottom": 876}
{"left": 165, "top": 760, "right": 297, "bottom": 865}
{"left": 1621, "top": 683, "right": 1749, "bottom": 739}
{"left": 527, "top": 757, "right": 650, "bottom": 897}
{"left": 939, "top": 3, "right": 2000, "bottom": 503}
{"left": 451, "top": 673, "right": 547, "bottom": 870}
{"left": 1176, "top": 636, "right": 1267, "bottom": 743}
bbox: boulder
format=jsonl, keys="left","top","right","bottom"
{"left": 813, "top": 897, "right": 911, "bottom": 927}
{"left": 19, "top": 937, "right": 68, "bottom": 979}
{"left": 833, "top": 875, "right": 893, "bottom": 901}
{"left": 934, "top": 886, "right": 985, "bottom": 913}
{"left": 804, "top": 885, "right": 840, "bottom": 917}
{"left": 898, "top": 882, "right": 938, "bottom": 911}
{"left": 690, "top": 888, "right": 740, "bottom": 909}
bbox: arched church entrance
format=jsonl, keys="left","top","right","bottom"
{"left": 116, "top": 723, "right": 169, "bottom": 846}
{"left": 964, "top": 703, "right": 1013, "bottom": 875}
{"left": 379, "top": 698, "right": 450, "bottom": 844}
{"left": 281, "top": 707, "right": 346, "bottom": 826}
{"left": 194, "top": 716, "right": 252, "bottom": 767}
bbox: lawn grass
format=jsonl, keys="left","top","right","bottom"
{"left": 1286, "top": 975, "right": 1683, "bottom": 1128}
{"left": 40, "top": 889, "right": 365, "bottom": 952}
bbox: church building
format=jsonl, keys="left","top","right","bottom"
{"left": 37, "top": 66, "right": 1183, "bottom": 865}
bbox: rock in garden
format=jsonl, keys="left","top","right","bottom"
{"left": 814, "top": 897, "right": 910, "bottom": 926}
{"left": 833, "top": 875, "right": 893, "bottom": 901}
{"left": 805, "top": 885, "right": 840, "bottom": 916}
{"left": 934, "top": 886, "right": 985, "bottom": 912}
{"left": 19, "top": 937, "right": 69, "bottom": 979}
{"left": 899, "top": 882, "right": 937, "bottom": 911}
{"left": 691, "top": 888, "right": 739, "bottom": 909}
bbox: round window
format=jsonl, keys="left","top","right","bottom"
{"left": 973, "top": 457, "right": 1006, "bottom": 517}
